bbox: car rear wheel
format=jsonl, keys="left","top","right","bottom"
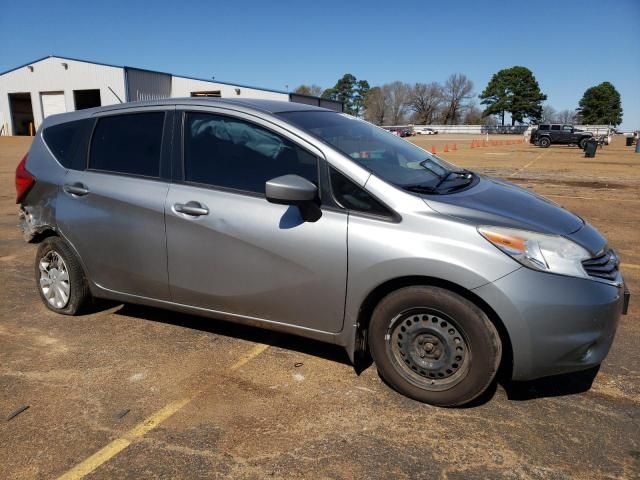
{"left": 35, "top": 236, "right": 92, "bottom": 315}
{"left": 368, "top": 286, "right": 501, "bottom": 407}
{"left": 538, "top": 137, "right": 551, "bottom": 148}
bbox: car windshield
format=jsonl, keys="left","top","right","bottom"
{"left": 279, "top": 111, "right": 473, "bottom": 193}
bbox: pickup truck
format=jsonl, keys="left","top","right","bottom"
{"left": 530, "top": 124, "right": 593, "bottom": 148}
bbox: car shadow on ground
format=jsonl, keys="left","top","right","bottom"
{"left": 110, "top": 303, "right": 600, "bottom": 406}
{"left": 112, "top": 303, "right": 353, "bottom": 368}
{"left": 499, "top": 366, "right": 600, "bottom": 401}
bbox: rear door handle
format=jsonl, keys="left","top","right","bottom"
{"left": 63, "top": 183, "right": 89, "bottom": 196}
{"left": 174, "top": 201, "right": 209, "bottom": 217}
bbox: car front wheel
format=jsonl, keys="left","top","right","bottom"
{"left": 368, "top": 286, "right": 502, "bottom": 407}
{"left": 578, "top": 138, "right": 588, "bottom": 149}
{"left": 538, "top": 137, "right": 551, "bottom": 148}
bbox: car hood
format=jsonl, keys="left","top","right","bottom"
{"left": 421, "top": 175, "right": 585, "bottom": 236}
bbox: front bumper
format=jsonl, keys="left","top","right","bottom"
{"left": 473, "top": 267, "right": 627, "bottom": 381}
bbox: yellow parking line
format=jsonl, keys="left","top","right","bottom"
{"left": 57, "top": 397, "right": 194, "bottom": 480}
{"left": 56, "top": 342, "right": 269, "bottom": 480}
{"left": 509, "top": 151, "right": 546, "bottom": 177}
{"left": 229, "top": 343, "right": 271, "bottom": 370}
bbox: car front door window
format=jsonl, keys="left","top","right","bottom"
{"left": 184, "top": 112, "right": 318, "bottom": 194}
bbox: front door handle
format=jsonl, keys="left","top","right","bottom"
{"left": 174, "top": 201, "right": 209, "bottom": 217}
{"left": 63, "top": 183, "right": 89, "bottom": 196}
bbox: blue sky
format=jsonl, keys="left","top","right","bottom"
{"left": 2, "top": 0, "right": 638, "bottom": 129}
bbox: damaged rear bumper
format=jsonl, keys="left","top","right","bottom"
{"left": 18, "top": 205, "right": 54, "bottom": 242}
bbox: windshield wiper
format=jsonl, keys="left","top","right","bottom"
{"left": 435, "top": 170, "right": 473, "bottom": 189}
{"left": 403, "top": 184, "right": 440, "bottom": 194}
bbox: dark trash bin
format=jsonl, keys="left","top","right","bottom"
{"left": 584, "top": 138, "right": 598, "bottom": 158}
{"left": 626, "top": 137, "right": 634, "bottom": 146}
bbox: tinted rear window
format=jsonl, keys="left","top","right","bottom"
{"left": 43, "top": 118, "right": 94, "bottom": 170}
{"left": 89, "top": 112, "right": 164, "bottom": 177}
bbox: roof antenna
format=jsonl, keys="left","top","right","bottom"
{"left": 108, "top": 86, "right": 123, "bottom": 103}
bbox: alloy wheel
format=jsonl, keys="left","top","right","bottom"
{"left": 39, "top": 251, "right": 70, "bottom": 309}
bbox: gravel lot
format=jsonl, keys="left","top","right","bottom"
{"left": 0, "top": 134, "right": 638, "bottom": 479}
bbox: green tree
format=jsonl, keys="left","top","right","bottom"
{"left": 322, "top": 74, "right": 370, "bottom": 117}
{"left": 480, "top": 66, "right": 546, "bottom": 125}
{"left": 576, "top": 82, "right": 623, "bottom": 125}
{"left": 294, "top": 84, "right": 323, "bottom": 97}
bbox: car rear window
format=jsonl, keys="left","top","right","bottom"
{"left": 89, "top": 112, "right": 164, "bottom": 177}
{"left": 42, "top": 118, "right": 94, "bottom": 170}
{"left": 551, "top": 125, "right": 561, "bottom": 131}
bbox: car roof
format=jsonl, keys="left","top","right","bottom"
{"left": 42, "top": 97, "right": 338, "bottom": 128}
{"left": 41, "top": 98, "right": 335, "bottom": 128}
{"left": 109, "top": 97, "right": 331, "bottom": 114}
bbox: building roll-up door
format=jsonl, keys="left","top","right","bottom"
{"left": 125, "top": 68, "right": 172, "bottom": 102}
{"left": 41, "top": 92, "right": 67, "bottom": 118}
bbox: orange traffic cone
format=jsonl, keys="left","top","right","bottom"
{"left": 444, "top": 144, "right": 449, "bottom": 153}
{"left": 452, "top": 143, "right": 457, "bottom": 151}
{"left": 431, "top": 145, "right": 437, "bottom": 154}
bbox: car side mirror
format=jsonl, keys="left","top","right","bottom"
{"left": 265, "top": 174, "right": 321, "bottom": 222}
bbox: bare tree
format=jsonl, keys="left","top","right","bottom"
{"left": 408, "top": 82, "right": 443, "bottom": 124}
{"left": 364, "top": 86, "right": 388, "bottom": 125}
{"left": 385, "top": 81, "right": 411, "bottom": 125}
{"left": 556, "top": 109, "right": 577, "bottom": 124}
{"left": 442, "top": 73, "right": 474, "bottom": 125}
{"left": 294, "top": 84, "right": 323, "bottom": 97}
{"left": 463, "top": 104, "right": 483, "bottom": 124}
{"left": 541, "top": 104, "right": 557, "bottom": 123}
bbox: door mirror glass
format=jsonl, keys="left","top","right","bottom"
{"left": 266, "top": 174, "right": 317, "bottom": 204}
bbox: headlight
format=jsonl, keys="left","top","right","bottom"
{"left": 478, "top": 226, "right": 590, "bottom": 278}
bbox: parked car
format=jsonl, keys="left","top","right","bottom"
{"left": 416, "top": 128, "right": 438, "bottom": 135}
{"left": 530, "top": 124, "right": 593, "bottom": 148}
{"left": 17, "top": 99, "right": 629, "bottom": 407}
{"left": 400, "top": 128, "right": 413, "bottom": 137}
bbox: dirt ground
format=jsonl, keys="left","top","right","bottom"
{"left": 0, "top": 134, "right": 638, "bottom": 479}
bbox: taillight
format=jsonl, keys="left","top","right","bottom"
{"left": 15, "top": 154, "right": 36, "bottom": 203}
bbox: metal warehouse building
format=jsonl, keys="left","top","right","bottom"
{"left": 0, "top": 55, "right": 341, "bottom": 136}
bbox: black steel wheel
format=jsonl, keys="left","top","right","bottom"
{"left": 387, "top": 308, "right": 470, "bottom": 391}
{"left": 368, "top": 286, "right": 502, "bottom": 407}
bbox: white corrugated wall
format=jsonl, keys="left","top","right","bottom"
{"left": 0, "top": 56, "right": 126, "bottom": 134}
{"left": 171, "top": 76, "right": 288, "bottom": 101}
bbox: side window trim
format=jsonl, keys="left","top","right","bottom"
{"left": 177, "top": 109, "right": 323, "bottom": 199}
{"left": 328, "top": 166, "right": 399, "bottom": 222}
{"left": 86, "top": 111, "right": 167, "bottom": 180}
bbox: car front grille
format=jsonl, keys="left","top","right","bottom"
{"left": 582, "top": 249, "right": 619, "bottom": 281}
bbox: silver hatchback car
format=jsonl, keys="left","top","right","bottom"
{"left": 16, "top": 99, "right": 629, "bottom": 406}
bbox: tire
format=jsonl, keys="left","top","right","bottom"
{"left": 35, "top": 236, "right": 92, "bottom": 315}
{"left": 538, "top": 137, "right": 551, "bottom": 148}
{"left": 368, "top": 286, "right": 501, "bottom": 407}
{"left": 578, "top": 138, "right": 588, "bottom": 149}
